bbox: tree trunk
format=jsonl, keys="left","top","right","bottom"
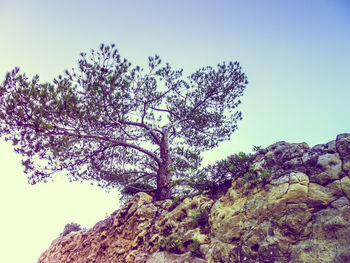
{"left": 156, "top": 164, "right": 171, "bottom": 200}
{"left": 155, "top": 127, "right": 172, "bottom": 200}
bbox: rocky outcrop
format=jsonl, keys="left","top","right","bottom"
{"left": 38, "top": 134, "right": 350, "bottom": 263}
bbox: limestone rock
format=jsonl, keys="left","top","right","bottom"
{"left": 308, "top": 181, "right": 342, "bottom": 208}
{"left": 312, "top": 153, "right": 342, "bottom": 184}
{"left": 340, "top": 176, "right": 350, "bottom": 199}
{"left": 38, "top": 134, "right": 350, "bottom": 263}
{"left": 263, "top": 141, "right": 309, "bottom": 177}
{"left": 290, "top": 201, "right": 350, "bottom": 263}
{"left": 146, "top": 251, "right": 205, "bottom": 263}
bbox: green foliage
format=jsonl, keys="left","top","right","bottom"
{"left": 180, "top": 149, "right": 271, "bottom": 195}
{"left": 0, "top": 43, "right": 247, "bottom": 200}
{"left": 121, "top": 182, "right": 155, "bottom": 196}
{"left": 236, "top": 167, "right": 271, "bottom": 188}
{"left": 191, "top": 208, "right": 209, "bottom": 227}
{"left": 191, "top": 238, "right": 201, "bottom": 257}
{"left": 182, "top": 152, "right": 253, "bottom": 195}
{"left": 161, "top": 234, "right": 182, "bottom": 253}
{"left": 61, "top": 222, "right": 82, "bottom": 236}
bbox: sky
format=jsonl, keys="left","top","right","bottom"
{"left": 0, "top": 0, "right": 349, "bottom": 261}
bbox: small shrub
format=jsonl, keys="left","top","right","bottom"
{"left": 193, "top": 151, "right": 254, "bottom": 195}
{"left": 192, "top": 238, "right": 201, "bottom": 257}
{"left": 171, "top": 148, "right": 270, "bottom": 198}
{"left": 61, "top": 222, "right": 82, "bottom": 236}
{"left": 236, "top": 167, "right": 271, "bottom": 188}
{"left": 191, "top": 208, "right": 209, "bottom": 227}
{"left": 161, "top": 234, "right": 182, "bottom": 253}
{"left": 260, "top": 169, "right": 271, "bottom": 180}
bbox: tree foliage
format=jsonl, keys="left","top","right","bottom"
{"left": 0, "top": 44, "right": 247, "bottom": 200}
{"left": 61, "top": 222, "right": 82, "bottom": 236}
{"left": 180, "top": 152, "right": 254, "bottom": 196}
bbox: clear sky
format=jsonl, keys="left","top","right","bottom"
{"left": 0, "top": 0, "right": 349, "bottom": 261}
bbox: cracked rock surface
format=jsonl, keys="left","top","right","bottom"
{"left": 38, "top": 134, "right": 350, "bottom": 263}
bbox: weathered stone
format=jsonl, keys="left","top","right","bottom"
{"left": 38, "top": 134, "right": 350, "bottom": 263}
{"left": 270, "top": 174, "right": 289, "bottom": 185}
{"left": 265, "top": 141, "right": 309, "bottom": 161}
{"left": 308, "top": 181, "right": 343, "bottom": 207}
{"left": 331, "top": 196, "right": 350, "bottom": 209}
{"left": 267, "top": 182, "right": 289, "bottom": 200}
{"left": 126, "top": 250, "right": 149, "bottom": 263}
{"left": 284, "top": 183, "right": 308, "bottom": 203}
{"left": 289, "top": 171, "right": 309, "bottom": 185}
{"left": 291, "top": 203, "right": 350, "bottom": 263}
{"left": 334, "top": 249, "right": 350, "bottom": 263}
{"left": 264, "top": 141, "right": 309, "bottom": 177}
{"left": 146, "top": 251, "right": 205, "bottom": 263}
{"left": 212, "top": 213, "right": 245, "bottom": 243}
{"left": 309, "top": 153, "right": 342, "bottom": 185}
{"left": 182, "top": 228, "right": 209, "bottom": 244}
{"left": 206, "top": 241, "right": 239, "bottom": 263}
{"left": 279, "top": 203, "right": 312, "bottom": 235}
{"left": 199, "top": 244, "right": 210, "bottom": 257}
{"left": 265, "top": 183, "right": 289, "bottom": 219}
{"left": 340, "top": 176, "right": 350, "bottom": 199}
{"left": 302, "top": 140, "right": 337, "bottom": 166}
{"left": 312, "top": 140, "right": 337, "bottom": 153}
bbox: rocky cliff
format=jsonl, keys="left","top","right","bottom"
{"left": 38, "top": 134, "right": 350, "bottom": 263}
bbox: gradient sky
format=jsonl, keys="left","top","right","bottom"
{"left": 0, "top": 0, "right": 349, "bottom": 261}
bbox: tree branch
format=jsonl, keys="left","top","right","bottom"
{"left": 47, "top": 129, "right": 162, "bottom": 166}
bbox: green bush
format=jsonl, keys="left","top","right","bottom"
{"left": 185, "top": 151, "right": 253, "bottom": 195}
{"left": 170, "top": 148, "right": 270, "bottom": 198}
{"left": 236, "top": 168, "right": 271, "bottom": 188}
{"left": 61, "top": 222, "right": 82, "bottom": 236}
{"left": 191, "top": 208, "right": 209, "bottom": 227}
{"left": 192, "top": 238, "right": 201, "bottom": 257}
{"left": 161, "top": 234, "right": 182, "bottom": 253}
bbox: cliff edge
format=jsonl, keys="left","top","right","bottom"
{"left": 38, "top": 134, "right": 350, "bottom": 263}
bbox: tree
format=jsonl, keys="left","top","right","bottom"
{"left": 0, "top": 44, "right": 247, "bottom": 200}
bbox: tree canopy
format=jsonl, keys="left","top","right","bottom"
{"left": 0, "top": 44, "right": 247, "bottom": 200}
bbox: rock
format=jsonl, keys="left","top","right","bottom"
{"left": 279, "top": 203, "right": 312, "bottom": 235}
{"left": 311, "top": 140, "right": 337, "bottom": 153}
{"left": 331, "top": 196, "right": 350, "bottom": 209}
{"left": 334, "top": 249, "right": 350, "bottom": 263}
{"left": 340, "top": 176, "right": 350, "bottom": 199}
{"left": 313, "top": 153, "right": 342, "bottom": 184}
{"left": 38, "top": 134, "right": 350, "bottom": 263}
{"left": 290, "top": 203, "right": 350, "bottom": 263}
{"left": 308, "top": 181, "right": 342, "bottom": 208}
{"left": 270, "top": 174, "right": 289, "bottom": 185}
{"left": 264, "top": 141, "right": 309, "bottom": 177}
{"left": 146, "top": 251, "right": 205, "bottom": 263}
{"left": 286, "top": 183, "right": 308, "bottom": 203}
{"left": 206, "top": 241, "right": 240, "bottom": 263}
{"left": 289, "top": 171, "right": 309, "bottom": 185}
{"left": 305, "top": 152, "right": 342, "bottom": 185}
